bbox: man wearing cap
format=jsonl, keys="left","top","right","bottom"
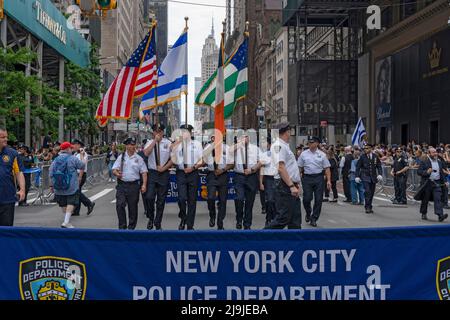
{"left": 49, "top": 142, "right": 86, "bottom": 228}
{"left": 391, "top": 148, "right": 409, "bottom": 205}
{"left": 203, "top": 134, "right": 233, "bottom": 230}
{"left": 233, "top": 131, "right": 264, "bottom": 230}
{"left": 112, "top": 137, "right": 148, "bottom": 230}
{"left": 355, "top": 144, "right": 383, "bottom": 214}
{"left": 298, "top": 136, "right": 332, "bottom": 227}
{"left": 339, "top": 146, "right": 354, "bottom": 203}
{"left": 265, "top": 123, "right": 301, "bottom": 229}
{"left": 259, "top": 136, "right": 278, "bottom": 227}
{"left": 0, "top": 127, "right": 25, "bottom": 226}
{"left": 72, "top": 139, "right": 95, "bottom": 216}
{"left": 143, "top": 124, "right": 173, "bottom": 230}
{"left": 171, "top": 124, "right": 204, "bottom": 230}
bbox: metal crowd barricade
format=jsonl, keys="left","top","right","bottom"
{"left": 30, "top": 162, "right": 53, "bottom": 205}
{"left": 86, "top": 154, "right": 107, "bottom": 187}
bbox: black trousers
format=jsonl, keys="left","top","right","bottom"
{"left": 266, "top": 180, "right": 301, "bottom": 229}
{"left": 116, "top": 181, "right": 140, "bottom": 230}
{"left": 234, "top": 173, "right": 258, "bottom": 228}
{"left": 302, "top": 174, "right": 325, "bottom": 221}
{"left": 394, "top": 175, "right": 407, "bottom": 203}
{"left": 146, "top": 170, "right": 170, "bottom": 227}
{"left": 263, "top": 176, "right": 277, "bottom": 223}
{"left": 441, "top": 184, "right": 449, "bottom": 207}
{"left": 324, "top": 180, "right": 338, "bottom": 199}
{"left": 362, "top": 181, "right": 376, "bottom": 210}
{"left": 0, "top": 204, "right": 14, "bottom": 226}
{"left": 342, "top": 174, "right": 352, "bottom": 201}
{"left": 176, "top": 170, "right": 199, "bottom": 229}
{"left": 259, "top": 189, "right": 266, "bottom": 212}
{"left": 420, "top": 182, "right": 444, "bottom": 217}
{"left": 207, "top": 172, "right": 228, "bottom": 228}
{"left": 74, "top": 173, "right": 92, "bottom": 215}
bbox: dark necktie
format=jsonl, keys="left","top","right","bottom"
{"left": 244, "top": 143, "right": 248, "bottom": 170}
{"left": 182, "top": 141, "right": 188, "bottom": 169}
{"left": 155, "top": 142, "right": 160, "bottom": 166}
{"left": 212, "top": 147, "right": 218, "bottom": 170}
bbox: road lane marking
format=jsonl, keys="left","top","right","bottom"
{"left": 338, "top": 193, "right": 391, "bottom": 203}
{"left": 327, "top": 219, "right": 338, "bottom": 224}
{"left": 111, "top": 199, "right": 116, "bottom": 203}
{"left": 89, "top": 189, "right": 114, "bottom": 202}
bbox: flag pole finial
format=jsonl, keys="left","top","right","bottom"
{"left": 185, "top": 16, "right": 189, "bottom": 31}
{"left": 245, "top": 21, "right": 250, "bottom": 37}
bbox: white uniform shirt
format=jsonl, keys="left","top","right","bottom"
{"left": 112, "top": 152, "right": 148, "bottom": 182}
{"left": 298, "top": 149, "right": 330, "bottom": 174}
{"left": 260, "top": 150, "right": 278, "bottom": 177}
{"left": 144, "top": 138, "right": 172, "bottom": 170}
{"left": 172, "top": 139, "right": 203, "bottom": 170}
{"left": 76, "top": 152, "right": 89, "bottom": 173}
{"left": 233, "top": 143, "right": 261, "bottom": 174}
{"left": 203, "top": 143, "right": 230, "bottom": 171}
{"left": 271, "top": 139, "right": 301, "bottom": 183}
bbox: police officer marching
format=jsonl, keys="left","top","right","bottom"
{"left": 259, "top": 136, "right": 278, "bottom": 227}
{"left": 232, "top": 132, "right": 263, "bottom": 230}
{"left": 203, "top": 133, "right": 233, "bottom": 230}
{"left": 298, "top": 136, "right": 331, "bottom": 227}
{"left": 171, "top": 124, "right": 204, "bottom": 230}
{"left": 391, "top": 147, "right": 409, "bottom": 205}
{"left": 112, "top": 137, "right": 148, "bottom": 230}
{"left": 143, "top": 124, "right": 173, "bottom": 230}
{"left": 265, "top": 123, "right": 302, "bottom": 229}
{"left": 355, "top": 144, "right": 383, "bottom": 214}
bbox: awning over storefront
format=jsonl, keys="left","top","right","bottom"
{"left": 4, "top": 0, "right": 90, "bottom": 67}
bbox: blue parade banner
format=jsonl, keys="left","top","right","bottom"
{"left": 0, "top": 225, "right": 449, "bottom": 300}
{"left": 166, "top": 171, "right": 236, "bottom": 202}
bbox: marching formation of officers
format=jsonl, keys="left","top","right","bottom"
{"left": 110, "top": 122, "right": 448, "bottom": 231}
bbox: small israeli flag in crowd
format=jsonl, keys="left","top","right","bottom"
{"left": 352, "top": 117, "right": 367, "bottom": 148}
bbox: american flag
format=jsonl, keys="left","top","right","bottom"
{"left": 96, "top": 26, "right": 157, "bottom": 119}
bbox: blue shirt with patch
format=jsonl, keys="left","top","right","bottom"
{"left": 49, "top": 152, "right": 85, "bottom": 196}
{"left": 0, "top": 147, "right": 24, "bottom": 205}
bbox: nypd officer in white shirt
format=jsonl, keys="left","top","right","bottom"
{"left": 112, "top": 137, "right": 148, "bottom": 230}
{"left": 203, "top": 134, "right": 233, "bottom": 230}
{"left": 233, "top": 131, "right": 264, "bottom": 230}
{"left": 171, "top": 124, "right": 204, "bottom": 230}
{"left": 143, "top": 124, "right": 173, "bottom": 230}
{"left": 265, "top": 123, "right": 302, "bottom": 229}
{"left": 298, "top": 136, "right": 332, "bottom": 227}
{"left": 259, "top": 136, "right": 279, "bottom": 227}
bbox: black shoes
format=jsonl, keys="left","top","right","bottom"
{"left": 87, "top": 202, "right": 95, "bottom": 215}
{"left": 305, "top": 215, "right": 311, "bottom": 223}
{"left": 365, "top": 209, "right": 373, "bottom": 214}
{"left": 343, "top": 199, "right": 352, "bottom": 203}
{"left": 147, "top": 220, "right": 154, "bottom": 230}
{"left": 217, "top": 226, "right": 224, "bottom": 230}
{"left": 155, "top": 225, "right": 162, "bottom": 230}
{"left": 439, "top": 214, "right": 449, "bottom": 222}
{"left": 421, "top": 214, "right": 428, "bottom": 220}
{"left": 244, "top": 226, "right": 251, "bottom": 230}
{"left": 310, "top": 220, "right": 317, "bottom": 227}
{"left": 178, "top": 219, "right": 186, "bottom": 230}
{"left": 209, "top": 217, "right": 216, "bottom": 228}
{"left": 323, "top": 198, "right": 329, "bottom": 202}
{"left": 236, "top": 222, "right": 242, "bottom": 230}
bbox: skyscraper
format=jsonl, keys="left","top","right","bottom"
{"left": 146, "top": 0, "right": 168, "bottom": 64}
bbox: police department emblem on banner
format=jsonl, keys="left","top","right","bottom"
{"left": 19, "top": 256, "right": 87, "bottom": 300}
{"left": 436, "top": 256, "right": 450, "bottom": 300}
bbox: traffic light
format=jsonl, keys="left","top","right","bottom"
{"left": 97, "top": 0, "right": 117, "bottom": 10}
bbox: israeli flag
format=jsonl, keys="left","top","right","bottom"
{"left": 140, "top": 31, "right": 188, "bottom": 112}
{"left": 352, "top": 117, "right": 367, "bottom": 147}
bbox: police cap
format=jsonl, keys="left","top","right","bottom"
{"left": 274, "top": 122, "right": 291, "bottom": 134}
{"left": 123, "top": 137, "right": 137, "bottom": 145}
{"left": 308, "top": 136, "right": 321, "bottom": 144}
{"left": 180, "top": 124, "right": 194, "bottom": 132}
{"left": 72, "top": 139, "right": 85, "bottom": 147}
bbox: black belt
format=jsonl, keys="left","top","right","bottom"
{"left": 118, "top": 180, "right": 140, "bottom": 185}
{"left": 176, "top": 169, "right": 198, "bottom": 173}
{"left": 235, "top": 172, "right": 257, "bottom": 176}
{"left": 304, "top": 173, "right": 323, "bottom": 177}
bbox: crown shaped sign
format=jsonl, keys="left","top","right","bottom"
{"left": 429, "top": 41, "right": 442, "bottom": 69}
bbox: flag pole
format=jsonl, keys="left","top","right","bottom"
{"left": 153, "top": 19, "right": 159, "bottom": 126}
{"left": 184, "top": 16, "right": 189, "bottom": 125}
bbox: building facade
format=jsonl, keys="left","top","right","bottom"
{"left": 146, "top": 0, "right": 168, "bottom": 64}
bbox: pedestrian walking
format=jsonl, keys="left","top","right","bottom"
{"left": 72, "top": 140, "right": 95, "bottom": 216}
{"left": 355, "top": 144, "right": 383, "bottom": 214}
{"left": 172, "top": 124, "right": 203, "bottom": 230}
{"left": 298, "top": 136, "right": 331, "bottom": 227}
{"left": 259, "top": 137, "right": 278, "bottom": 227}
{"left": 391, "top": 148, "right": 409, "bottom": 205}
{"left": 339, "top": 146, "right": 354, "bottom": 202}
{"left": 265, "top": 122, "right": 301, "bottom": 229}
{"left": 143, "top": 124, "right": 173, "bottom": 230}
{"left": 0, "top": 128, "right": 25, "bottom": 226}
{"left": 349, "top": 148, "right": 365, "bottom": 205}
{"left": 112, "top": 138, "right": 148, "bottom": 230}
{"left": 49, "top": 142, "right": 85, "bottom": 228}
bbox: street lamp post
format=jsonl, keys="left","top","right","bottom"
{"left": 316, "top": 85, "right": 321, "bottom": 139}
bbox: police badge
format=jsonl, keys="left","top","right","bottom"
{"left": 19, "top": 256, "right": 87, "bottom": 300}
{"left": 436, "top": 256, "right": 450, "bottom": 300}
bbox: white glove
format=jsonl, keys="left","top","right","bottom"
{"left": 377, "top": 175, "right": 383, "bottom": 182}
{"left": 355, "top": 178, "right": 361, "bottom": 184}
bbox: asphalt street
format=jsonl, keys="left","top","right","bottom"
{"left": 13, "top": 179, "right": 450, "bottom": 230}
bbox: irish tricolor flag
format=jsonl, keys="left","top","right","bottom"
{"left": 195, "top": 37, "right": 248, "bottom": 119}
{"left": 215, "top": 33, "right": 225, "bottom": 134}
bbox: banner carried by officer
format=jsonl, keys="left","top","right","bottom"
{"left": 0, "top": 225, "right": 449, "bottom": 300}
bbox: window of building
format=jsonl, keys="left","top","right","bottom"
{"left": 276, "top": 79, "right": 283, "bottom": 94}
{"left": 277, "top": 40, "right": 283, "bottom": 57}
{"left": 276, "top": 60, "right": 283, "bottom": 75}
{"left": 381, "top": 7, "right": 392, "bottom": 29}
{"left": 400, "top": 0, "right": 416, "bottom": 20}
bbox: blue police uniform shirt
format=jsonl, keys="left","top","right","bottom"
{"left": 0, "top": 147, "right": 24, "bottom": 205}
{"left": 298, "top": 149, "right": 330, "bottom": 174}
{"left": 49, "top": 152, "right": 85, "bottom": 196}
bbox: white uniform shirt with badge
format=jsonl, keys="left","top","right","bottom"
{"left": 112, "top": 152, "right": 148, "bottom": 182}
{"left": 234, "top": 143, "right": 262, "bottom": 174}
{"left": 75, "top": 152, "right": 89, "bottom": 173}
{"left": 260, "top": 149, "right": 278, "bottom": 177}
{"left": 297, "top": 148, "right": 330, "bottom": 174}
{"left": 172, "top": 139, "right": 203, "bottom": 170}
{"left": 271, "top": 139, "right": 301, "bottom": 183}
{"left": 144, "top": 138, "right": 172, "bottom": 170}
{"left": 203, "top": 143, "right": 231, "bottom": 171}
